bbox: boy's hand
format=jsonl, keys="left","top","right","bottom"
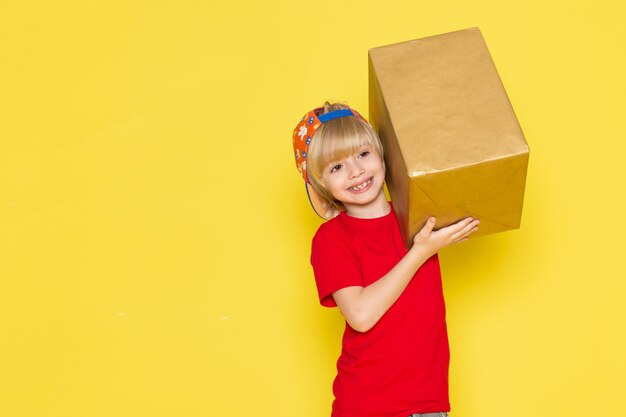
{"left": 332, "top": 216, "right": 478, "bottom": 333}
{"left": 412, "top": 216, "right": 479, "bottom": 257}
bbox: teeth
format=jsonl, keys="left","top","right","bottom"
{"left": 351, "top": 179, "right": 370, "bottom": 191}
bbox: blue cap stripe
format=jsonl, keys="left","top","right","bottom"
{"left": 318, "top": 109, "right": 354, "bottom": 123}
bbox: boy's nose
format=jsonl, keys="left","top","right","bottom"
{"left": 348, "top": 161, "right": 365, "bottom": 178}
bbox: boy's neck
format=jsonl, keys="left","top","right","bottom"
{"left": 344, "top": 193, "right": 391, "bottom": 219}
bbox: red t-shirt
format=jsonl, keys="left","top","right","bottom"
{"left": 310, "top": 208, "right": 450, "bottom": 417}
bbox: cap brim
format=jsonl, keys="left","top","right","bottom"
{"left": 305, "top": 183, "right": 339, "bottom": 220}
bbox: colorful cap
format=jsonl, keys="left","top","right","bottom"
{"left": 292, "top": 105, "right": 368, "bottom": 219}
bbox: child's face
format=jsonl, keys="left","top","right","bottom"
{"left": 321, "top": 145, "right": 386, "bottom": 214}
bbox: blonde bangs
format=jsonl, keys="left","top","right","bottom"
{"left": 308, "top": 116, "right": 383, "bottom": 181}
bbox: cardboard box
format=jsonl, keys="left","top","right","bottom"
{"left": 368, "top": 27, "right": 529, "bottom": 247}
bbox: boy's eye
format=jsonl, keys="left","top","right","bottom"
{"left": 359, "top": 151, "right": 370, "bottom": 158}
{"left": 330, "top": 164, "right": 343, "bottom": 173}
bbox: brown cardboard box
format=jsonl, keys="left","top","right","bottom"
{"left": 368, "top": 27, "right": 529, "bottom": 247}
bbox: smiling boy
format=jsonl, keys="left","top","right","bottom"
{"left": 292, "top": 102, "right": 479, "bottom": 417}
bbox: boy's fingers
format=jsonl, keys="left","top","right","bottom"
{"left": 451, "top": 221, "right": 479, "bottom": 241}
{"left": 421, "top": 217, "right": 436, "bottom": 235}
{"left": 446, "top": 217, "right": 474, "bottom": 234}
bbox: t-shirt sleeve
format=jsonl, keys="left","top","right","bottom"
{"left": 310, "top": 224, "right": 363, "bottom": 307}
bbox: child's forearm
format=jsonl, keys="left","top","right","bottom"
{"left": 332, "top": 244, "right": 432, "bottom": 333}
{"left": 333, "top": 216, "right": 479, "bottom": 333}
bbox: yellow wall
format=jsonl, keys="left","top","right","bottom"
{"left": 1, "top": 1, "right": 625, "bottom": 416}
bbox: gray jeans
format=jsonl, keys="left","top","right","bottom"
{"left": 408, "top": 413, "right": 449, "bottom": 417}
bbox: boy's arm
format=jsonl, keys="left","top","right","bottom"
{"left": 332, "top": 216, "right": 479, "bottom": 333}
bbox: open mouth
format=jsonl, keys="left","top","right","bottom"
{"left": 349, "top": 178, "right": 373, "bottom": 193}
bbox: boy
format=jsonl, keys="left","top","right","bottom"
{"left": 292, "top": 102, "right": 479, "bottom": 417}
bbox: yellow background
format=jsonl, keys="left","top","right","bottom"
{"left": 1, "top": 1, "right": 625, "bottom": 416}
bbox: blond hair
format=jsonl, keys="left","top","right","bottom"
{"left": 307, "top": 102, "right": 385, "bottom": 212}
